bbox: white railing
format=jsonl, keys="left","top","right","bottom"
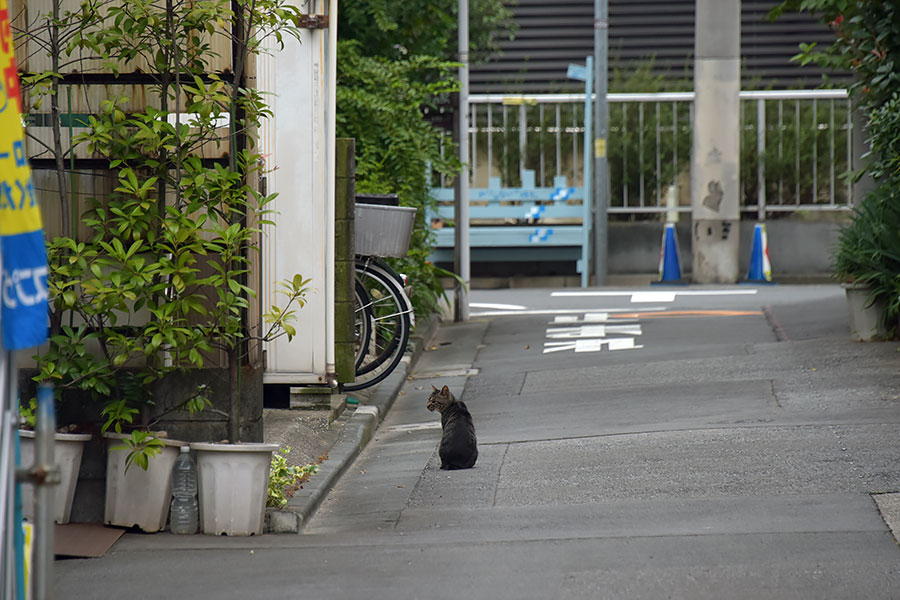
{"left": 437, "top": 89, "right": 854, "bottom": 215}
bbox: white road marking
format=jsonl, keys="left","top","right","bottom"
{"left": 552, "top": 289, "right": 758, "bottom": 302}
{"left": 469, "top": 302, "right": 527, "bottom": 310}
{"left": 470, "top": 307, "right": 667, "bottom": 317}
{"left": 631, "top": 291, "right": 676, "bottom": 303}
{"left": 546, "top": 324, "right": 643, "bottom": 338}
{"left": 385, "top": 422, "right": 442, "bottom": 433}
{"left": 552, "top": 313, "right": 611, "bottom": 323}
{"left": 543, "top": 337, "right": 644, "bottom": 354}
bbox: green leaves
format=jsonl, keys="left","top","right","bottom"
{"left": 267, "top": 446, "right": 320, "bottom": 508}
{"left": 775, "top": 0, "right": 900, "bottom": 336}
{"left": 114, "top": 431, "right": 166, "bottom": 473}
{"left": 336, "top": 41, "right": 460, "bottom": 320}
{"left": 262, "top": 276, "right": 313, "bottom": 342}
{"left": 30, "top": 0, "right": 310, "bottom": 442}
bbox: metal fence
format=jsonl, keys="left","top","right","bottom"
{"left": 435, "top": 89, "right": 854, "bottom": 217}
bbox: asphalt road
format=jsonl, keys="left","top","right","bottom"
{"left": 55, "top": 284, "right": 900, "bottom": 599}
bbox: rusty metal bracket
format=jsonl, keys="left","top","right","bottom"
{"left": 17, "top": 464, "right": 61, "bottom": 486}
{"left": 297, "top": 14, "right": 328, "bottom": 29}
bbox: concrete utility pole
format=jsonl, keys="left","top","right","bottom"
{"left": 691, "top": 0, "right": 740, "bottom": 283}
{"left": 593, "top": 0, "right": 609, "bottom": 286}
{"left": 454, "top": 0, "right": 470, "bottom": 321}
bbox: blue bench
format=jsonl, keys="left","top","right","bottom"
{"left": 427, "top": 170, "right": 590, "bottom": 273}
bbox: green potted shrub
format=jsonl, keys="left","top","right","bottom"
{"left": 833, "top": 187, "right": 900, "bottom": 341}
{"left": 832, "top": 94, "right": 900, "bottom": 341}
{"left": 25, "top": 0, "right": 306, "bottom": 532}
{"left": 773, "top": 2, "right": 900, "bottom": 341}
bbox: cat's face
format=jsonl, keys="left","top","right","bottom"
{"left": 426, "top": 385, "right": 453, "bottom": 412}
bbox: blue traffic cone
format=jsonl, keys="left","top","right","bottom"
{"left": 745, "top": 222, "right": 775, "bottom": 284}
{"left": 652, "top": 223, "right": 686, "bottom": 285}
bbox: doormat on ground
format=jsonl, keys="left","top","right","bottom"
{"left": 55, "top": 523, "right": 125, "bottom": 558}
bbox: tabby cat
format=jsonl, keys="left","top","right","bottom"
{"left": 426, "top": 385, "right": 478, "bottom": 470}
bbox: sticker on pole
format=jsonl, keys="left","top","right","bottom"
{"left": 0, "top": 0, "right": 48, "bottom": 350}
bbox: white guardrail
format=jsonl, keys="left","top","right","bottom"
{"left": 436, "top": 89, "right": 853, "bottom": 215}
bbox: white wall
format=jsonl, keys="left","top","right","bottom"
{"left": 260, "top": 1, "right": 335, "bottom": 384}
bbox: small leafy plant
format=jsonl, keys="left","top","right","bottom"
{"left": 113, "top": 431, "right": 167, "bottom": 474}
{"left": 266, "top": 447, "right": 322, "bottom": 509}
{"left": 18, "top": 398, "right": 36, "bottom": 430}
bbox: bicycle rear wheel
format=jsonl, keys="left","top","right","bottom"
{"left": 345, "top": 258, "right": 412, "bottom": 391}
{"left": 353, "top": 279, "right": 372, "bottom": 370}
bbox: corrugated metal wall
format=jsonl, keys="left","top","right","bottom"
{"left": 471, "top": 0, "right": 844, "bottom": 93}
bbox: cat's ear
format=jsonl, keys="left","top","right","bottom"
{"left": 431, "top": 385, "right": 439, "bottom": 392}
{"left": 440, "top": 385, "right": 451, "bottom": 395}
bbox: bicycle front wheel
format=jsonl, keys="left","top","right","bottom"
{"left": 345, "top": 259, "right": 412, "bottom": 391}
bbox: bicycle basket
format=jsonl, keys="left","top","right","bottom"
{"left": 355, "top": 203, "right": 416, "bottom": 257}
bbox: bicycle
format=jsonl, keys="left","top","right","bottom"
{"left": 344, "top": 255, "right": 415, "bottom": 391}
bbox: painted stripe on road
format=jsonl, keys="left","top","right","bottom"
{"left": 385, "top": 422, "right": 442, "bottom": 433}
{"left": 469, "top": 302, "right": 527, "bottom": 310}
{"left": 551, "top": 289, "right": 759, "bottom": 303}
{"left": 546, "top": 324, "right": 643, "bottom": 338}
{"left": 470, "top": 307, "right": 667, "bottom": 317}
{"left": 610, "top": 310, "right": 763, "bottom": 319}
{"left": 543, "top": 337, "right": 644, "bottom": 354}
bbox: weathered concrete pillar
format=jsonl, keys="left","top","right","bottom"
{"left": 691, "top": 0, "right": 740, "bottom": 283}
{"left": 334, "top": 138, "right": 356, "bottom": 384}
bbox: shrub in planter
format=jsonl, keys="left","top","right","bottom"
{"left": 18, "top": 429, "right": 92, "bottom": 525}
{"left": 104, "top": 432, "right": 187, "bottom": 532}
{"left": 774, "top": 3, "right": 900, "bottom": 338}
{"left": 833, "top": 185, "right": 900, "bottom": 337}
{"left": 29, "top": 0, "right": 308, "bottom": 453}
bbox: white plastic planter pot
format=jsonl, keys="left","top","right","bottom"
{"left": 19, "top": 430, "right": 92, "bottom": 524}
{"left": 104, "top": 433, "right": 188, "bottom": 532}
{"left": 190, "top": 443, "right": 278, "bottom": 536}
{"left": 843, "top": 283, "right": 888, "bottom": 342}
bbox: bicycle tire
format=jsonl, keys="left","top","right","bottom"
{"left": 353, "top": 279, "right": 372, "bottom": 370}
{"left": 353, "top": 259, "right": 408, "bottom": 377}
{"left": 357, "top": 257, "right": 412, "bottom": 377}
{"left": 344, "top": 258, "right": 413, "bottom": 391}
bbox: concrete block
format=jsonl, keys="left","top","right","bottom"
{"left": 264, "top": 507, "right": 301, "bottom": 534}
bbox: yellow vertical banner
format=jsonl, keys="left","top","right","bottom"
{"left": 0, "top": 0, "right": 48, "bottom": 350}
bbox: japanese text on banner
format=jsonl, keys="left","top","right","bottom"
{"left": 0, "top": 0, "right": 48, "bottom": 350}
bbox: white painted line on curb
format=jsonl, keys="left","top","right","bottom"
{"left": 385, "top": 422, "right": 442, "bottom": 433}
{"left": 355, "top": 406, "right": 379, "bottom": 418}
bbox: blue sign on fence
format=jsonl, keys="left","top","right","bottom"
{"left": 567, "top": 63, "right": 587, "bottom": 82}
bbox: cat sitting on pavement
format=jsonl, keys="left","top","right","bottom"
{"left": 426, "top": 385, "right": 478, "bottom": 470}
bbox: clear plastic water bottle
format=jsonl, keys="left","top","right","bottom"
{"left": 169, "top": 446, "right": 198, "bottom": 534}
